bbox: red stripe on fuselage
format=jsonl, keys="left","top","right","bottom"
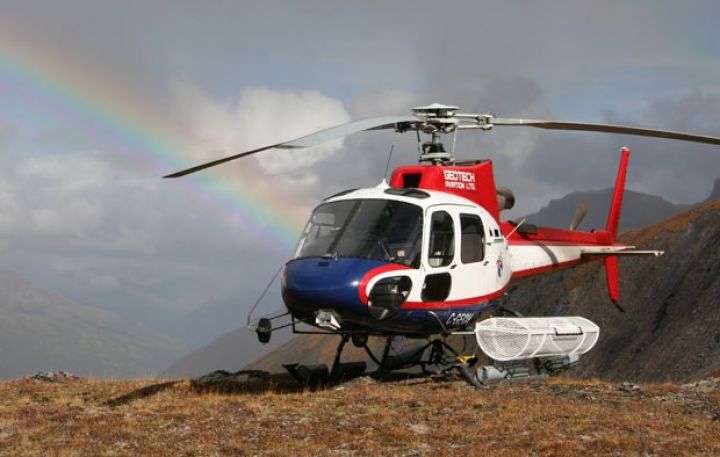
{"left": 357, "top": 264, "right": 412, "bottom": 304}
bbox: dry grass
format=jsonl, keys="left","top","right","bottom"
{"left": 0, "top": 374, "right": 718, "bottom": 456}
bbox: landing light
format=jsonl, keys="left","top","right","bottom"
{"left": 368, "top": 276, "right": 412, "bottom": 319}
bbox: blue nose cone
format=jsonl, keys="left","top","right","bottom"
{"left": 282, "top": 257, "right": 385, "bottom": 316}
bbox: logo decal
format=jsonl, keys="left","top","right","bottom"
{"left": 443, "top": 169, "right": 476, "bottom": 190}
{"left": 496, "top": 257, "right": 504, "bottom": 278}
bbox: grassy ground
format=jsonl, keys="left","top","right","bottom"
{"left": 0, "top": 373, "right": 718, "bottom": 456}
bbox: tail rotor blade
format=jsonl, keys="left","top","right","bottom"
{"left": 569, "top": 203, "right": 588, "bottom": 231}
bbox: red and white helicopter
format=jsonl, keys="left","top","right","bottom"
{"left": 166, "top": 103, "right": 720, "bottom": 385}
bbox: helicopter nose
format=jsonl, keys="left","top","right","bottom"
{"left": 282, "top": 258, "right": 385, "bottom": 316}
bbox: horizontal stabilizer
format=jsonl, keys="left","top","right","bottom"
{"left": 582, "top": 249, "right": 664, "bottom": 257}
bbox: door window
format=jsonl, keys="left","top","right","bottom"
{"left": 428, "top": 211, "right": 454, "bottom": 267}
{"left": 460, "top": 214, "right": 485, "bottom": 263}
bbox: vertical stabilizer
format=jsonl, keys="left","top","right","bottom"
{"left": 606, "top": 147, "right": 631, "bottom": 236}
{"left": 604, "top": 148, "right": 631, "bottom": 310}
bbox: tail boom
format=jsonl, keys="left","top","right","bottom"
{"left": 503, "top": 148, "right": 642, "bottom": 301}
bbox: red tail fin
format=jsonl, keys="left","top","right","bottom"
{"left": 606, "top": 147, "right": 631, "bottom": 236}
{"left": 604, "top": 256, "right": 624, "bottom": 311}
{"left": 604, "top": 147, "right": 631, "bottom": 310}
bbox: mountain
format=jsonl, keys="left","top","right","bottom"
{"left": 167, "top": 298, "right": 252, "bottom": 351}
{"left": 247, "top": 200, "right": 720, "bottom": 382}
{"left": 522, "top": 188, "right": 690, "bottom": 231}
{"left": 704, "top": 177, "right": 720, "bottom": 203}
{"left": 163, "top": 327, "right": 293, "bottom": 378}
{"left": 0, "top": 272, "right": 182, "bottom": 379}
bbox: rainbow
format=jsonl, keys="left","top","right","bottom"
{"left": 0, "top": 21, "right": 309, "bottom": 253}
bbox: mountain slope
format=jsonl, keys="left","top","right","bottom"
{"left": 248, "top": 200, "right": 720, "bottom": 382}
{"left": 0, "top": 272, "right": 181, "bottom": 378}
{"left": 163, "top": 327, "right": 293, "bottom": 378}
{"left": 506, "top": 199, "right": 720, "bottom": 382}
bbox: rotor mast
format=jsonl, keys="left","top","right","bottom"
{"left": 411, "top": 103, "right": 460, "bottom": 165}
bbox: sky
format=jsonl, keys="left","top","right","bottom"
{"left": 0, "top": 1, "right": 718, "bottom": 338}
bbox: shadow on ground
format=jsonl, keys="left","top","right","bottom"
{"left": 105, "top": 381, "right": 182, "bottom": 407}
{"left": 103, "top": 369, "right": 435, "bottom": 406}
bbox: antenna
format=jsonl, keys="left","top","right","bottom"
{"left": 246, "top": 265, "right": 283, "bottom": 328}
{"left": 383, "top": 145, "right": 395, "bottom": 181}
{"left": 506, "top": 218, "right": 527, "bottom": 238}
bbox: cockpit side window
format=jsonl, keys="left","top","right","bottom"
{"left": 428, "top": 211, "right": 455, "bottom": 267}
{"left": 294, "top": 200, "right": 355, "bottom": 258}
{"left": 460, "top": 214, "right": 485, "bottom": 263}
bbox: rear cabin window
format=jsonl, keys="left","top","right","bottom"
{"left": 460, "top": 214, "right": 485, "bottom": 263}
{"left": 428, "top": 211, "right": 454, "bottom": 267}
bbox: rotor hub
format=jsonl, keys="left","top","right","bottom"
{"left": 413, "top": 103, "right": 461, "bottom": 164}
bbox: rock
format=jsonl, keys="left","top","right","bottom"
{"left": 680, "top": 377, "right": 720, "bottom": 393}
{"left": 408, "top": 423, "right": 430, "bottom": 435}
{"left": 619, "top": 382, "right": 641, "bottom": 393}
{"left": 29, "top": 371, "right": 79, "bottom": 382}
{"left": 191, "top": 369, "right": 270, "bottom": 389}
{"left": 343, "top": 376, "right": 377, "bottom": 386}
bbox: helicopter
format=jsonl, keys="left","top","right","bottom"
{"left": 165, "top": 103, "right": 720, "bottom": 385}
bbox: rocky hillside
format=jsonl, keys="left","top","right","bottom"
{"left": 247, "top": 200, "right": 720, "bottom": 382}
{"left": 506, "top": 199, "right": 720, "bottom": 382}
{"left": 0, "top": 273, "right": 181, "bottom": 379}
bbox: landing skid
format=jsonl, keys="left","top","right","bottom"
{"left": 458, "top": 354, "right": 580, "bottom": 386}
{"left": 282, "top": 334, "right": 465, "bottom": 386}
{"left": 282, "top": 333, "right": 582, "bottom": 387}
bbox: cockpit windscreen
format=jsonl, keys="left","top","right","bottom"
{"left": 294, "top": 199, "right": 423, "bottom": 267}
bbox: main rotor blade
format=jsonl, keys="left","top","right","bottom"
{"left": 471, "top": 118, "right": 720, "bottom": 146}
{"left": 164, "top": 116, "right": 417, "bottom": 178}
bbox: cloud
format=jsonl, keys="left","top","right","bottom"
{"left": 0, "top": 146, "right": 288, "bottom": 319}
{"left": 349, "top": 89, "right": 421, "bottom": 119}
{"left": 172, "top": 83, "right": 350, "bottom": 175}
